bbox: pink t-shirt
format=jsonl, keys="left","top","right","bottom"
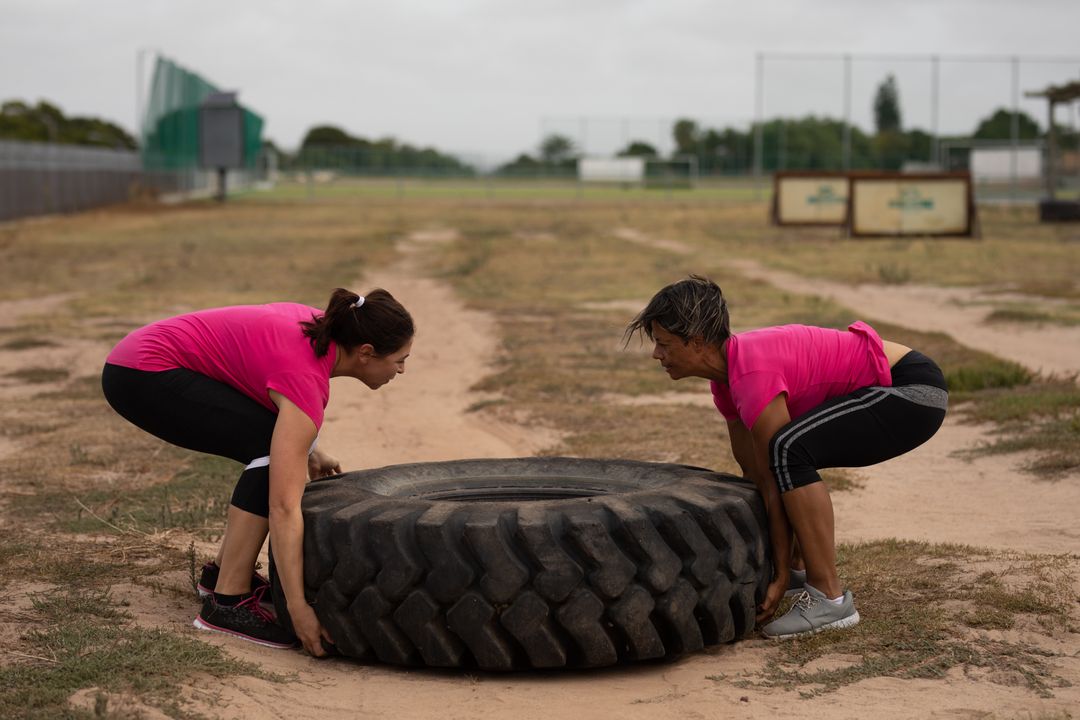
{"left": 710, "top": 321, "right": 891, "bottom": 430}
{"left": 106, "top": 303, "right": 335, "bottom": 429}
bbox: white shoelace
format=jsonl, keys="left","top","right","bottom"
{"left": 792, "top": 590, "right": 818, "bottom": 613}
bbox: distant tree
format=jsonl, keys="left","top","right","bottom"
{"left": 905, "top": 129, "right": 934, "bottom": 163}
{"left": 972, "top": 108, "right": 1041, "bottom": 140}
{"left": 617, "top": 141, "right": 658, "bottom": 157}
{"left": 873, "top": 75, "right": 902, "bottom": 133}
{"left": 496, "top": 153, "right": 542, "bottom": 176}
{"left": 539, "top": 134, "right": 576, "bottom": 163}
{"left": 672, "top": 118, "right": 699, "bottom": 155}
{"left": 294, "top": 125, "right": 471, "bottom": 174}
{"left": 873, "top": 132, "right": 911, "bottom": 171}
{"left": 300, "top": 125, "right": 355, "bottom": 147}
{"left": 0, "top": 99, "right": 136, "bottom": 148}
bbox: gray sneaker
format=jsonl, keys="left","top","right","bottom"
{"left": 785, "top": 568, "right": 807, "bottom": 597}
{"left": 762, "top": 583, "right": 860, "bottom": 639}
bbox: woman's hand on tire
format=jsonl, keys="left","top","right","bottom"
{"left": 756, "top": 575, "right": 787, "bottom": 624}
{"left": 307, "top": 450, "right": 341, "bottom": 480}
{"left": 290, "top": 602, "right": 334, "bottom": 657}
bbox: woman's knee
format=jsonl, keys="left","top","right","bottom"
{"left": 768, "top": 432, "right": 822, "bottom": 494}
{"left": 231, "top": 466, "right": 270, "bottom": 518}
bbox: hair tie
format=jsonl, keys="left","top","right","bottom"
{"left": 353, "top": 296, "right": 365, "bottom": 309}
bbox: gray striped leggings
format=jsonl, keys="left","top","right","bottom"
{"left": 768, "top": 351, "right": 949, "bottom": 493}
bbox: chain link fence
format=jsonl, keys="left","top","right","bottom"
{"left": 0, "top": 140, "right": 141, "bottom": 222}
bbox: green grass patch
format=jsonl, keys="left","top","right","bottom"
{"left": 12, "top": 454, "right": 239, "bottom": 538}
{"left": 985, "top": 307, "right": 1059, "bottom": 325}
{"left": 5, "top": 366, "right": 70, "bottom": 384}
{"left": 0, "top": 337, "right": 57, "bottom": 350}
{"left": 700, "top": 204, "right": 1080, "bottom": 300}
{"left": 754, "top": 540, "right": 1075, "bottom": 698}
{"left": 820, "top": 469, "right": 863, "bottom": 493}
{"left": 0, "top": 533, "right": 267, "bottom": 718}
{"left": 958, "top": 380, "right": 1080, "bottom": 478}
{"left": 33, "top": 375, "right": 103, "bottom": 402}
{"left": 1, "top": 588, "right": 273, "bottom": 720}
{"left": 0, "top": 529, "right": 183, "bottom": 592}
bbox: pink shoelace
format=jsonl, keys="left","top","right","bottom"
{"left": 238, "top": 584, "right": 276, "bottom": 623}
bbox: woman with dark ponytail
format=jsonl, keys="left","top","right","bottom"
{"left": 102, "top": 288, "right": 413, "bottom": 655}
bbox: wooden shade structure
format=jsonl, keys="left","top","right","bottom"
{"left": 1024, "top": 80, "right": 1080, "bottom": 202}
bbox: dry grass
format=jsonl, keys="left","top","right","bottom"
{"left": 0, "top": 194, "right": 1077, "bottom": 711}
{"left": 750, "top": 541, "right": 1077, "bottom": 698}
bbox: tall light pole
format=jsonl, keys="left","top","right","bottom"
{"left": 135, "top": 48, "right": 161, "bottom": 150}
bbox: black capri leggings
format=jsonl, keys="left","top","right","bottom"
{"left": 768, "top": 350, "right": 948, "bottom": 493}
{"left": 101, "top": 363, "right": 278, "bottom": 517}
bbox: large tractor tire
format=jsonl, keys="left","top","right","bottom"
{"left": 270, "top": 457, "right": 771, "bottom": 671}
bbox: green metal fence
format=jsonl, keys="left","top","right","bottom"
{"left": 141, "top": 56, "right": 263, "bottom": 176}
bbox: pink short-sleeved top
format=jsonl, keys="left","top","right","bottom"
{"left": 710, "top": 321, "right": 891, "bottom": 430}
{"left": 106, "top": 303, "right": 335, "bottom": 429}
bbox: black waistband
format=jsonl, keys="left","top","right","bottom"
{"left": 890, "top": 350, "right": 948, "bottom": 391}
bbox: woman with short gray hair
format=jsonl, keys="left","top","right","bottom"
{"left": 627, "top": 275, "right": 947, "bottom": 639}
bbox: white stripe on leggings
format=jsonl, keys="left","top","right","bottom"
{"left": 244, "top": 455, "right": 270, "bottom": 471}
{"left": 771, "top": 389, "right": 890, "bottom": 492}
{"left": 242, "top": 434, "right": 318, "bottom": 472}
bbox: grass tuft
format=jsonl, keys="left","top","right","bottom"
{"left": 1, "top": 588, "right": 273, "bottom": 719}
{"left": 755, "top": 540, "right": 1076, "bottom": 698}
{"left": 5, "top": 367, "right": 70, "bottom": 384}
{"left": 0, "top": 337, "right": 57, "bottom": 350}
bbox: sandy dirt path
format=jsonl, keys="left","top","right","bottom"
{"left": 166, "top": 229, "right": 1080, "bottom": 720}
{"left": 318, "top": 229, "right": 555, "bottom": 469}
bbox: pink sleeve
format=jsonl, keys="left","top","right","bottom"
{"left": 730, "top": 371, "right": 788, "bottom": 430}
{"left": 709, "top": 380, "right": 739, "bottom": 421}
{"left": 266, "top": 372, "right": 329, "bottom": 430}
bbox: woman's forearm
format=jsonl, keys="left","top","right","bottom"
{"left": 268, "top": 505, "right": 308, "bottom": 610}
{"left": 754, "top": 472, "right": 792, "bottom": 578}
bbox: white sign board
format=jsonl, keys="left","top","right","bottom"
{"left": 851, "top": 177, "right": 971, "bottom": 236}
{"left": 971, "top": 147, "right": 1042, "bottom": 181}
{"left": 578, "top": 157, "right": 646, "bottom": 183}
{"left": 775, "top": 176, "right": 849, "bottom": 225}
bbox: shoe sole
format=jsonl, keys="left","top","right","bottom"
{"left": 192, "top": 616, "right": 297, "bottom": 649}
{"left": 763, "top": 610, "right": 861, "bottom": 640}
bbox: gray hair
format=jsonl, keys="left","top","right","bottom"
{"left": 624, "top": 275, "right": 730, "bottom": 347}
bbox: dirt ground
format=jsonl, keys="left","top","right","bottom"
{"left": 5, "top": 223, "right": 1079, "bottom": 719}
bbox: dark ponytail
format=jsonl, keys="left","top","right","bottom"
{"left": 301, "top": 288, "right": 414, "bottom": 357}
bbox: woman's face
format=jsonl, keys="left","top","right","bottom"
{"left": 650, "top": 322, "right": 701, "bottom": 380}
{"left": 358, "top": 338, "right": 413, "bottom": 389}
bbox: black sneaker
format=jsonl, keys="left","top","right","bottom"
{"left": 196, "top": 561, "right": 270, "bottom": 598}
{"left": 193, "top": 588, "right": 297, "bottom": 649}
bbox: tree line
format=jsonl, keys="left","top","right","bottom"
{"left": 6, "top": 78, "right": 1075, "bottom": 177}
{"left": 0, "top": 101, "right": 471, "bottom": 176}
{"left": 283, "top": 125, "right": 473, "bottom": 175}
{"left": 0, "top": 100, "right": 137, "bottom": 149}
{"left": 499, "top": 75, "right": 1072, "bottom": 176}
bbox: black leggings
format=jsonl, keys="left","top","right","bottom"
{"left": 101, "top": 363, "right": 277, "bottom": 517}
{"left": 768, "top": 351, "right": 948, "bottom": 493}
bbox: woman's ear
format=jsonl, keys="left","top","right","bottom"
{"left": 356, "top": 343, "right": 377, "bottom": 359}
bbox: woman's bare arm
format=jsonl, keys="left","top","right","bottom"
{"left": 267, "top": 391, "right": 333, "bottom": 656}
{"left": 747, "top": 394, "right": 796, "bottom": 622}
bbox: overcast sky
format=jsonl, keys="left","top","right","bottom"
{"left": 3, "top": 0, "right": 1080, "bottom": 164}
